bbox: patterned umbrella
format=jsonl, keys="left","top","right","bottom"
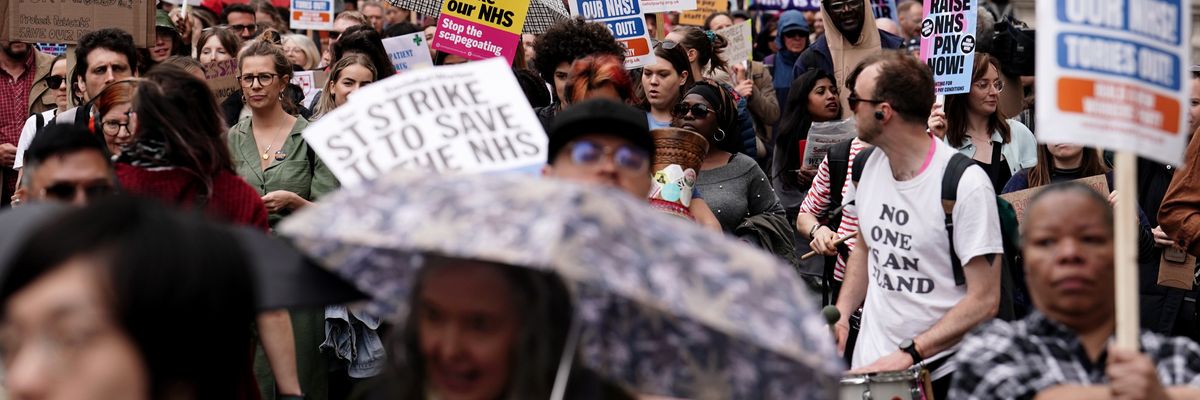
{"left": 387, "top": 0, "right": 570, "bottom": 34}
{"left": 277, "top": 171, "right": 843, "bottom": 399}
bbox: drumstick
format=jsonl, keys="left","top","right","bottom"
{"left": 800, "top": 232, "right": 857, "bottom": 261}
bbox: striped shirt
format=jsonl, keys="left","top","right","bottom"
{"left": 797, "top": 138, "right": 865, "bottom": 280}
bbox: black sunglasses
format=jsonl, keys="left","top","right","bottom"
{"left": 44, "top": 74, "right": 66, "bottom": 89}
{"left": 847, "top": 93, "right": 885, "bottom": 110}
{"left": 671, "top": 103, "right": 712, "bottom": 119}
{"left": 44, "top": 182, "right": 114, "bottom": 202}
{"left": 227, "top": 24, "right": 258, "bottom": 34}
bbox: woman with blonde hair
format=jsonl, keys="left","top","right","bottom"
{"left": 283, "top": 33, "right": 321, "bottom": 70}
{"left": 310, "top": 54, "right": 376, "bottom": 120}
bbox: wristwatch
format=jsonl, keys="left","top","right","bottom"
{"left": 899, "top": 338, "right": 923, "bottom": 364}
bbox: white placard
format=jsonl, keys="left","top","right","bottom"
{"left": 715, "top": 20, "right": 753, "bottom": 64}
{"left": 1035, "top": 0, "right": 1191, "bottom": 165}
{"left": 302, "top": 58, "right": 549, "bottom": 187}
{"left": 290, "top": 0, "right": 335, "bottom": 31}
{"left": 382, "top": 32, "right": 436, "bottom": 72}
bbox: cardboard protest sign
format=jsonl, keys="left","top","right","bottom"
{"left": 204, "top": 59, "right": 240, "bottom": 104}
{"left": 1035, "top": 0, "right": 1191, "bottom": 166}
{"left": 302, "top": 58, "right": 549, "bottom": 187}
{"left": 568, "top": 0, "right": 654, "bottom": 69}
{"left": 751, "top": 0, "right": 818, "bottom": 11}
{"left": 678, "top": 0, "right": 728, "bottom": 26}
{"left": 919, "top": 0, "right": 977, "bottom": 95}
{"left": 3, "top": 0, "right": 155, "bottom": 47}
{"left": 383, "top": 32, "right": 436, "bottom": 72}
{"left": 870, "top": 0, "right": 897, "bottom": 20}
{"left": 642, "top": 0, "right": 697, "bottom": 14}
{"left": 1000, "top": 175, "right": 1109, "bottom": 225}
{"left": 291, "top": 70, "right": 327, "bottom": 110}
{"left": 290, "top": 0, "right": 335, "bottom": 30}
{"left": 715, "top": 21, "right": 753, "bottom": 64}
{"left": 431, "top": 0, "right": 528, "bottom": 65}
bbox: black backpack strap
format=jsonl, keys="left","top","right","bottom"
{"left": 825, "top": 139, "right": 854, "bottom": 220}
{"left": 33, "top": 112, "right": 43, "bottom": 132}
{"left": 851, "top": 146, "right": 876, "bottom": 185}
{"left": 942, "top": 153, "right": 977, "bottom": 286}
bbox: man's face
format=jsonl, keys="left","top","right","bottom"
{"left": 851, "top": 64, "right": 883, "bottom": 143}
{"left": 227, "top": 11, "right": 257, "bottom": 41}
{"left": 553, "top": 62, "right": 571, "bottom": 102}
{"left": 362, "top": 5, "right": 385, "bottom": 31}
{"left": 901, "top": 6, "right": 923, "bottom": 39}
{"left": 543, "top": 133, "right": 652, "bottom": 198}
{"left": 823, "top": 0, "right": 865, "bottom": 37}
{"left": 331, "top": 18, "right": 361, "bottom": 47}
{"left": 83, "top": 49, "right": 133, "bottom": 99}
{"left": 27, "top": 150, "right": 114, "bottom": 206}
{"left": 1, "top": 41, "right": 30, "bottom": 60}
{"left": 1188, "top": 77, "right": 1200, "bottom": 136}
{"left": 1022, "top": 191, "right": 1115, "bottom": 328}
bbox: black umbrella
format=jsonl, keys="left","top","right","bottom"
{"left": 0, "top": 204, "right": 365, "bottom": 311}
{"left": 231, "top": 226, "right": 368, "bottom": 311}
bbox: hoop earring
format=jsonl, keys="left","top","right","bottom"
{"left": 714, "top": 128, "right": 726, "bottom": 142}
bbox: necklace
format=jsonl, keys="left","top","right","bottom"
{"left": 260, "top": 123, "right": 289, "bottom": 161}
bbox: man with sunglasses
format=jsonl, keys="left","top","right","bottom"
{"left": 542, "top": 99, "right": 654, "bottom": 198}
{"left": 222, "top": 4, "right": 258, "bottom": 41}
{"left": 832, "top": 51, "right": 1002, "bottom": 398}
{"left": 1, "top": 41, "right": 57, "bottom": 207}
{"left": 14, "top": 123, "right": 114, "bottom": 206}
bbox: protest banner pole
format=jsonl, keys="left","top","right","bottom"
{"left": 1114, "top": 151, "right": 1140, "bottom": 349}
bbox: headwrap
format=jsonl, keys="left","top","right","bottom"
{"left": 686, "top": 81, "right": 740, "bottom": 153}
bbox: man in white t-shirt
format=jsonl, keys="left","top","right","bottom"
{"left": 833, "top": 51, "right": 1003, "bottom": 396}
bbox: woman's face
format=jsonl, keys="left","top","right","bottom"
{"left": 968, "top": 63, "right": 1002, "bottom": 116}
{"left": 239, "top": 56, "right": 287, "bottom": 111}
{"left": 50, "top": 59, "right": 69, "bottom": 110}
{"left": 331, "top": 65, "right": 374, "bottom": 108}
{"left": 199, "top": 36, "right": 231, "bottom": 65}
{"left": 424, "top": 27, "right": 438, "bottom": 58}
{"left": 674, "top": 93, "right": 719, "bottom": 139}
{"left": 707, "top": 15, "right": 733, "bottom": 30}
{"left": 806, "top": 77, "right": 840, "bottom": 122}
{"left": 1048, "top": 143, "right": 1084, "bottom": 163}
{"left": 151, "top": 30, "right": 174, "bottom": 63}
{"left": 283, "top": 42, "right": 309, "bottom": 69}
{"left": 1, "top": 259, "right": 149, "bottom": 400}
{"left": 418, "top": 261, "right": 518, "bottom": 400}
{"left": 642, "top": 58, "right": 686, "bottom": 111}
{"left": 101, "top": 102, "right": 134, "bottom": 154}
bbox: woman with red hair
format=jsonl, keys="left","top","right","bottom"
{"left": 564, "top": 54, "right": 634, "bottom": 105}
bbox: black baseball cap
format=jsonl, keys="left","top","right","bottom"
{"left": 546, "top": 99, "right": 654, "bottom": 164}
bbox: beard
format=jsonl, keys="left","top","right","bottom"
{"left": 2, "top": 42, "right": 30, "bottom": 60}
{"left": 856, "top": 114, "right": 882, "bottom": 144}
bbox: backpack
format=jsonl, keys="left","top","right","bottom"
{"left": 852, "top": 146, "right": 1027, "bottom": 321}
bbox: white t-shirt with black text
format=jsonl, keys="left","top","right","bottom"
{"left": 850, "top": 138, "right": 1003, "bottom": 379}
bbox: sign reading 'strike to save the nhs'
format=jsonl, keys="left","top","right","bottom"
{"left": 1036, "top": 0, "right": 1191, "bottom": 165}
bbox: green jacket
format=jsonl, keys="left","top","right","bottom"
{"left": 228, "top": 116, "right": 339, "bottom": 226}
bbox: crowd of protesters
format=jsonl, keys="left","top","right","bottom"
{"left": 0, "top": 0, "right": 1199, "bottom": 398}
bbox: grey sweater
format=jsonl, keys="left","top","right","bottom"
{"left": 697, "top": 153, "right": 787, "bottom": 232}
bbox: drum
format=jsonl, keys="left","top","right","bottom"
{"left": 839, "top": 366, "right": 933, "bottom": 400}
{"left": 649, "top": 128, "right": 709, "bottom": 220}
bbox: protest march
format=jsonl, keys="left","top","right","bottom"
{"left": 2, "top": 0, "right": 1200, "bottom": 398}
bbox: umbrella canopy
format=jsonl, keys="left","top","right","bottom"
{"left": 278, "top": 171, "right": 843, "bottom": 399}
{"left": 231, "top": 226, "right": 368, "bottom": 311}
{"left": 0, "top": 204, "right": 365, "bottom": 312}
{"left": 387, "top": 0, "right": 569, "bottom": 34}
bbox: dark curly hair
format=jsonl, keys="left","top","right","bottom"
{"left": 532, "top": 17, "right": 626, "bottom": 89}
{"left": 331, "top": 25, "right": 396, "bottom": 80}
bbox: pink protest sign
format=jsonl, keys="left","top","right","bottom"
{"left": 431, "top": 0, "right": 528, "bottom": 64}
{"left": 918, "top": 0, "right": 977, "bottom": 95}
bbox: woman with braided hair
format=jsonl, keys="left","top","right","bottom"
{"left": 674, "top": 80, "right": 792, "bottom": 257}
